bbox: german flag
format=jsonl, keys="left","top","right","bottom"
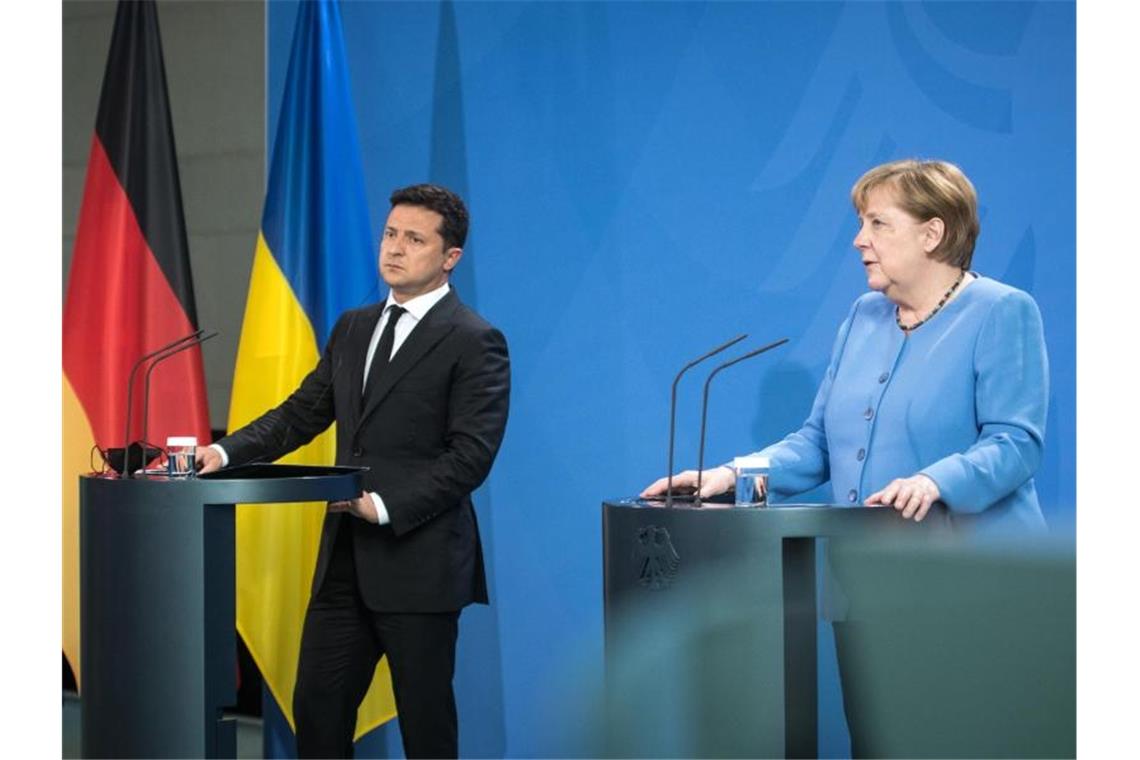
{"left": 62, "top": 0, "right": 211, "bottom": 687}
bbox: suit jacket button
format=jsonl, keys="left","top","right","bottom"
{"left": 352, "top": 448, "right": 363, "bottom": 457}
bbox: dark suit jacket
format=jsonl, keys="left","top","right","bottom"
{"left": 218, "top": 289, "right": 510, "bottom": 612}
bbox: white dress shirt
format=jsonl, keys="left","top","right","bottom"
{"left": 362, "top": 283, "right": 451, "bottom": 391}
{"left": 212, "top": 282, "right": 452, "bottom": 526}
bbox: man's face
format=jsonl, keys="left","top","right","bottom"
{"left": 379, "top": 204, "right": 462, "bottom": 302}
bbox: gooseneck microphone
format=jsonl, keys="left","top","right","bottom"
{"left": 694, "top": 337, "right": 789, "bottom": 502}
{"left": 121, "top": 330, "right": 207, "bottom": 476}
{"left": 665, "top": 334, "right": 748, "bottom": 506}
{"left": 120, "top": 329, "right": 217, "bottom": 478}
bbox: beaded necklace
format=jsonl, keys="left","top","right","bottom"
{"left": 896, "top": 270, "right": 966, "bottom": 332}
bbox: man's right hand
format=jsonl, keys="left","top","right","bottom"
{"left": 195, "top": 446, "right": 223, "bottom": 475}
{"left": 640, "top": 466, "right": 736, "bottom": 500}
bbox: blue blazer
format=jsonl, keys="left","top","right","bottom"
{"left": 759, "top": 275, "right": 1048, "bottom": 534}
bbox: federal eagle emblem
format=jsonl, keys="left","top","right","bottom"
{"left": 634, "top": 525, "right": 680, "bottom": 589}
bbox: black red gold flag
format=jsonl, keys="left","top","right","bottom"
{"left": 62, "top": 0, "right": 211, "bottom": 686}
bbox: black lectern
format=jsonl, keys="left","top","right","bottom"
{"left": 79, "top": 464, "right": 364, "bottom": 759}
{"left": 601, "top": 499, "right": 937, "bottom": 759}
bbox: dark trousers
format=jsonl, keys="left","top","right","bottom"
{"left": 294, "top": 521, "right": 460, "bottom": 759}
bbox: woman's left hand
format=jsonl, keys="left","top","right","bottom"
{"left": 865, "top": 474, "right": 940, "bottom": 522}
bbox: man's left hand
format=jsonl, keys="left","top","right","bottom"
{"left": 865, "top": 474, "right": 940, "bottom": 522}
{"left": 327, "top": 492, "right": 379, "bottom": 523}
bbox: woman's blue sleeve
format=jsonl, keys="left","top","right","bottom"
{"left": 919, "top": 290, "right": 1049, "bottom": 512}
{"left": 757, "top": 305, "right": 856, "bottom": 497}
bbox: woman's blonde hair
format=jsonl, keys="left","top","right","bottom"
{"left": 851, "top": 159, "right": 980, "bottom": 269}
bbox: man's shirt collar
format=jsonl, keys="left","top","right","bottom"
{"left": 384, "top": 282, "right": 450, "bottom": 322}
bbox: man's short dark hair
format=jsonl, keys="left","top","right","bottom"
{"left": 389, "top": 184, "right": 469, "bottom": 250}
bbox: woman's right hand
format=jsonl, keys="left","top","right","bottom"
{"left": 640, "top": 466, "right": 736, "bottom": 500}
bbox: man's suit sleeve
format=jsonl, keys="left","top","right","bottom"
{"left": 216, "top": 313, "right": 347, "bottom": 466}
{"left": 382, "top": 325, "right": 511, "bottom": 536}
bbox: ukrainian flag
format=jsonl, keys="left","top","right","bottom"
{"left": 229, "top": 0, "right": 395, "bottom": 738}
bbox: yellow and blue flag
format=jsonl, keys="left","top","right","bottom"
{"left": 229, "top": 0, "right": 395, "bottom": 738}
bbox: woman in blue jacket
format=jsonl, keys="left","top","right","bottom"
{"left": 643, "top": 158, "right": 1048, "bottom": 532}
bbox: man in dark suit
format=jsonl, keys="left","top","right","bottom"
{"left": 196, "top": 184, "right": 510, "bottom": 758}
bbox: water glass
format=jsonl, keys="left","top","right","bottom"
{"left": 733, "top": 455, "right": 770, "bottom": 507}
{"left": 166, "top": 436, "right": 198, "bottom": 478}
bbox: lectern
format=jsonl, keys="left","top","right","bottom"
{"left": 79, "top": 464, "right": 364, "bottom": 759}
{"left": 601, "top": 499, "right": 938, "bottom": 759}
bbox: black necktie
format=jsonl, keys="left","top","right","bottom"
{"left": 363, "top": 305, "right": 406, "bottom": 402}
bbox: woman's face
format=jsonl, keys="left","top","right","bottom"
{"left": 853, "top": 185, "right": 941, "bottom": 299}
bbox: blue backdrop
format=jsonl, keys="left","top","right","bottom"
{"left": 266, "top": 2, "right": 1075, "bottom": 756}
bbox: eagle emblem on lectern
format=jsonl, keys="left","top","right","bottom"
{"left": 634, "top": 525, "right": 679, "bottom": 589}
